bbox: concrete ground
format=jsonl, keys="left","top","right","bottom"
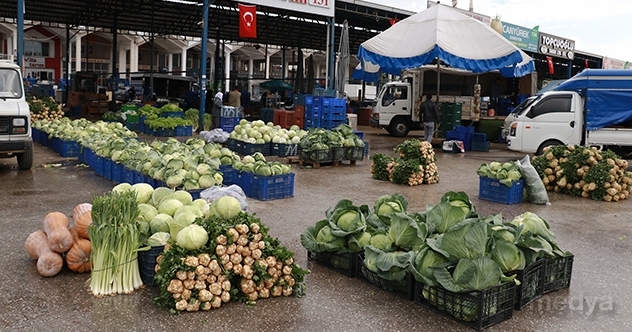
{"left": 0, "top": 126, "right": 629, "bottom": 332}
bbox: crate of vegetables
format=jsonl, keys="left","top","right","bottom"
{"left": 357, "top": 254, "right": 415, "bottom": 301}
{"left": 510, "top": 259, "right": 545, "bottom": 310}
{"left": 543, "top": 255, "right": 574, "bottom": 293}
{"left": 242, "top": 142, "right": 271, "bottom": 156}
{"left": 478, "top": 177, "right": 524, "bottom": 204}
{"left": 307, "top": 251, "right": 358, "bottom": 278}
{"left": 249, "top": 172, "right": 295, "bottom": 201}
{"left": 299, "top": 148, "right": 332, "bottom": 164}
{"left": 272, "top": 143, "right": 299, "bottom": 157}
{"left": 413, "top": 281, "right": 515, "bottom": 330}
{"left": 138, "top": 245, "right": 165, "bottom": 286}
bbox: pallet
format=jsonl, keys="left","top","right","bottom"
{"left": 299, "top": 159, "right": 340, "bottom": 168}
{"left": 286, "top": 156, "right": 300, "bottom": 164}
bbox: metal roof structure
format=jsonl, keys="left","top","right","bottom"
{"left": 0, "top": 0, "right": 415, "bottom": 55}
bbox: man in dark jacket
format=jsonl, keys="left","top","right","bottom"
{"left": 421, "top": 94, "right": 440, "bottom": 143}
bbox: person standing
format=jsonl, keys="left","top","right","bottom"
{"left": 490, "top": 77, "right": 501, "bottom": 111}
{"left": 212, "top": 91, "right": 223, "bottom": 129}
{"left": 421, "top": 94, "right": 440, "bottom": 143}
{"left": 228, "top": 86, "right": 241, "bottom": 108}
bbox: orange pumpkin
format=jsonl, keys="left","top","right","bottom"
{"left": 42, "top": 212, "right": 73, "bottom": 253}
{"left": 25, "top": 230, "right": 64, "bottom": 277}
{"left": 66, "top": 228, "right": 92, "bottom": 273}
{"left": 71, "top": 203, "right": 92, "bottom": 239}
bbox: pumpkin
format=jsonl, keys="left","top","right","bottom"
{"left": 66, "top": 228, "right": 92, "bottom": 273}
{"left": 72, "top": 203, "right": 92, "bottom": 239}
{"left": 42, "top": 212, "right": 73, "bottom": 253}
{"left": 25, "top": 230, "right": 64, "bottom": 277}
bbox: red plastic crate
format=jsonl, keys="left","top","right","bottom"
{"left": 273, "top": 109, "right": 288, "bottom": 127}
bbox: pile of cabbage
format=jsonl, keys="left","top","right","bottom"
{"left": 477, "top": 161, "right": 523, "bottom": 187}
{"left": 150, "top": 194, "right": 310, "bottom": 312}
{"left": 299, "top": 124, "right": 365, "bottom": 153}
{"left": 229, "top": 119, "right": 307, "bottom": 145}
{"left": 301, "top": 192, "right": 572, "bottom": 321}
{"left": 231, "top": 152, "right": 292, "bottom": 177}
{"left": 33, "top": 118, "right": 138, "bottom": 142}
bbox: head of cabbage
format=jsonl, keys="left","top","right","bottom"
{"left": 176, "top": 224, "right": 208, "bottom": 250}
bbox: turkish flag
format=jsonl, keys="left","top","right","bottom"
{"left": 239, "top": 4, "right": 257, "bottom": 39}
{"left": 389, "top": 18, "right": 400, "bottom": 25}
{"left": 546, "top": 56, "right": 554, "bottom": 74}
{"left": 585, "top": 59, "right": 589, "bottom": 68}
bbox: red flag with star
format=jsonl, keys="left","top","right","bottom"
{"left": 239, "top": 4, "right": 257, "bottom": 39}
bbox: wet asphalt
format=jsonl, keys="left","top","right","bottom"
{"left": 0, "top": 126, "right": 630, "bottom": 332}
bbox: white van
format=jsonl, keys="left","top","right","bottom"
{"left": 0, "top": 61, "right": 32, "bottom": 170}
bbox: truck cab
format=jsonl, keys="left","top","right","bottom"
{"left": 0, "top": 61, "right": 32, "bottom": 170}
{"left": 371, "top": 71, "right": 423, "bottom": 137}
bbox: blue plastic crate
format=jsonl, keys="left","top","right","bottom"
{"left": 479, "top": 177, "right": 524, "bottom": 204}
{"left": 111, "top": 162, "right": 123, "bottom": 183}
{"left": 93, "top": 155, "right": 105, "bottom": 177}
{"left": 41, "top": 133, "right": 51, "bottom": 148}
{"left": 103, "top": 158, "right": 113, "bottom": 181}
{"left": 156, "top": 128, "right": 176, "bottom": 137}
{"left": 77, "top": 146, "right": 85, "bottom": 163}
{"left": 220, "top": 116, "right": 239, "bottom": 127}
{"left": 58, "top": 140, "right": 81, "bottom": 158}
{"left": 221, "top": 124, "right": 236, "bottom": 133}
{"left": 353, "top": 131, "right": 364, "bottom": 139}
{"left": 31, "top": 128, "right": 40, "bottom": 144}
{"left": 472, "top": 133, "right": 487, "bottom": 142}
{"left": 332, "top": 98, "right": 347, "bottom": 107}
{"left": 126, "top": 123, "right": 139, "bottom": 132}
{"left": 242, "top": 142, "right": 271, "bottom": 156}
{"left": 321, "top": 120, "right": 346, "bottom": 130}
{"left": 187, "top": 189, "right": 204, "bottom": 200}
{"left": 122, "top": 167, "right": 134, "bottom": 184}
{"left": 321, "top": 109, "right": 347, "bottom": 121}
{"left": 293, "top": 93, "right": 306, "bottom": 106}
{"left": 236, "top": 172, "right": 253, "bottom": 196}
{"left": 84, "top": 148, "right": 94, "bottom": 167}
{"left": 272, "top": 143, "right": 299, "bottom": 157}
{"left": 219, "top": 165, "right": 236, "bottom": 185}
{"left": 133, "top": 171, "right": 145, "bottom": 184}
{"left": 249, "top": 173, "right": 295, "bottom": 201}
{"left": 304, "top": 95, "right": 314, "bottom": 105}
{"left": 445, "top": 130, "right": 472, "bottom": 151}
{"left": 471, "top": 141, "right": 490, "bottom": 152}
{"left": 176, "top": 125, "right": 193, "bottom": 137}
{"left": 227, "top": 138, "right": 238, "bottom": 152}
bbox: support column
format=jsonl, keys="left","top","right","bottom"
{"left": 130, "top": 41, "right": 139, "bottom": 73}
{"left": 224, "top": 49, "right": 231, "bottom": 91}
{"left": 112, "top": 14, "right": 118, "bottom": 79}
{"left": 167, "top": 53, "right": 173, "bottom": 73}
{"left": 17, "top": 0, "right": 24, "bottom": 67}
{"left": 181, "top": 46, "right": 187, "bottom": 76}
{"left": 248, "top": 58, "right": 254, "bottom": 95}
{"left": 327, "top": 18, "right": 335, "bottom": 91}
{"left": 265, "top": 48, "right": 270, "bottom": 80}
{"left": 118, "top": 47, "right": 127, "bottom": 80}
{"left": 74, "top": 34, "right": 82, "bottom": 73}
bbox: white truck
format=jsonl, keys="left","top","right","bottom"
{"left": 505, "top": 69, "right": 632, "bottom": 156}
{"left": 370, "top": 70, "right": 424, "bottom": 137}
{"left": 0, "top": 61, "right": 32, "bottom": 170}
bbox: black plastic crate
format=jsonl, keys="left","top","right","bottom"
{"left": 543, "top": 255, "right": 574, "bottom": 293}
{"left": 357, "top": 255, "right": 415, "bottom": 301}
{"left": 307, "top": 251, "right": 357, "bottom": 278}
{"left": 299, "top": 148, "right": 332, "bottom": 163}
{"left": 272, "top": 143, "right": 299, "bottom": 157}
{"left": 345, "top": 146, "right": 365, "bottom": 161}
{"left": 242, "top": 142, "right": 271, "bottom": 156}
{"left": 331, "top": 147, "right": 345, "bottom": 162}
{"left": 413, "top": 281, "right": 515, "bottom": 331}
{"left": 138, "top": 245, "right": 165, "bottom": 286}
{"left": 510, "top": 259, "right": 545, "bottom": 310}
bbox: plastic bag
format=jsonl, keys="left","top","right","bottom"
{"left": 200, "top": 129, "right": 230, "bottom": 144}
{"left": 517, "top": 155, "right": 550, "bottom": 205}
{"left": 200, "top": 185, "right": 248, "bottom": 211}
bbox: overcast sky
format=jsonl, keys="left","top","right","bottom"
{"left": 370, "top": 0, "right": 632, "bottom": 61}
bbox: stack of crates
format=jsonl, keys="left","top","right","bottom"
{"left": 439, "top": 102, "right": 462, "bottom": 138}
{"left": 445, "top": 125, "right": 474, "bottom": 151}
{"left": 321, "top": 97, "right": 347, "bottom": 129}
{"left": 305, "top": 95, "right": 321, "bottom": 129}
{"left": 274, "top": 110, "right": 294, "bottom": 128}
{"left": 470, "top": 133, "right": 490, "bottom": 152}
{"left": 293, "top": 105, "right": 305, "bottom": 128}
{"left": 260, "top": 108, "right": 274, "bottom": 124}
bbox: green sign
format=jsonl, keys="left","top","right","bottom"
{"left": 500, "top": 22, "right": 539, "bottom": 52}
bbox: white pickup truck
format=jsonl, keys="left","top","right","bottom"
{"left": 0, "top": 61, "right": 32, "bottom": 170}
{"left": 505, "top": 69, "right": 632, "bottom": 156}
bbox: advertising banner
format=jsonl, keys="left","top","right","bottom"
{"left": 602, "top": 57, "right": 632, "bottom": 69}
{"left": 240, "top": 0, "right": 334, "bottom": 17}
{"left": 538, "top": 32, "right": 575, "bottom": 60}
{"left": 500, "top": 22, "right": 539, "bottom": 52}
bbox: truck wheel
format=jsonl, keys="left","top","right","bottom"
{"left": 536, "top": 140, "right": 562, "bottom": 156}
{"left": 389, "top": 118, "right": 410, "bottom": 137}
{"left": 17, "top": 145, "right": 33, "bottom": 170}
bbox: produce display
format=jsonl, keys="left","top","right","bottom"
{"left": 477, "top": 161, "right": 523, "bottom": 187}
{"left": 145, "top": 116, "right": 193, "bottom": 130}
{"left": 153, "top": 195, "right": 309, "bottom": 312}
{"left": 28, "top": 95, "right": 64, "bottom": 121}
{"left": 301, "top": 192, "right": 573, "bottom": 322}
{"left": 298, "top": 124, "right": 365, "bottom": 162}
{"left": 229, "top": 119, "right": 307, "bottom": 144}
{"left": 531, "top": 145, "right": 632, "bottom": 201}
{"left": 24, "top": 204, "right": 93, "bottom": 277}
{"left": 370, "top": 139, "right": 439, "bottom": 185}
{"left": 33, "top": 118, "right": 138, "bottom": 143}
{"left": 184, "top": 108, "right": 212, "bottom": 131}
{"left": 231, "top": 152, "right": 292, "bottom": 176}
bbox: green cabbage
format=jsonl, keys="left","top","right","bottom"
{"left": 158, "top": 198, "right": 184, "bottom": 217}
{"left": 347, "top": 232, "right": 371, "bottom": 253}
{"left": 146, "top": 232, "right": 170, "bottom": 246}
{"left": 137, "top": 203, "right": 158, "bottom": 223}
{"left": 150, "top": 214, "right": 172, "bottom": 234}
{"left": 491, "top": 240, "right": 526, "bottom": 272}
{"left": 300, "top": 219, "right": 346, "bottom": 253}
{"left": 130, "top": 183, "right": 154, "bottom": 204}
{"left": 410, "top": 247, "right": 448, "bottom": 286}
{"left": 211, "top": 196, "right": 242, "bottom": 219}
{"left": 387, "top": 213, "right": 429, "bottom": 251}
{"left": 370, "top": 234, "right": 393, "bottom": 252}
{"left": 176, "top": 224, "right": 208, "bottom": 250}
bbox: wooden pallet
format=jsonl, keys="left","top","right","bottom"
{"left": 299, "top": 159, "right": 340, "bottom": 168}
{"left": 286, "top": 156, "right": 300, "bottom": 164}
